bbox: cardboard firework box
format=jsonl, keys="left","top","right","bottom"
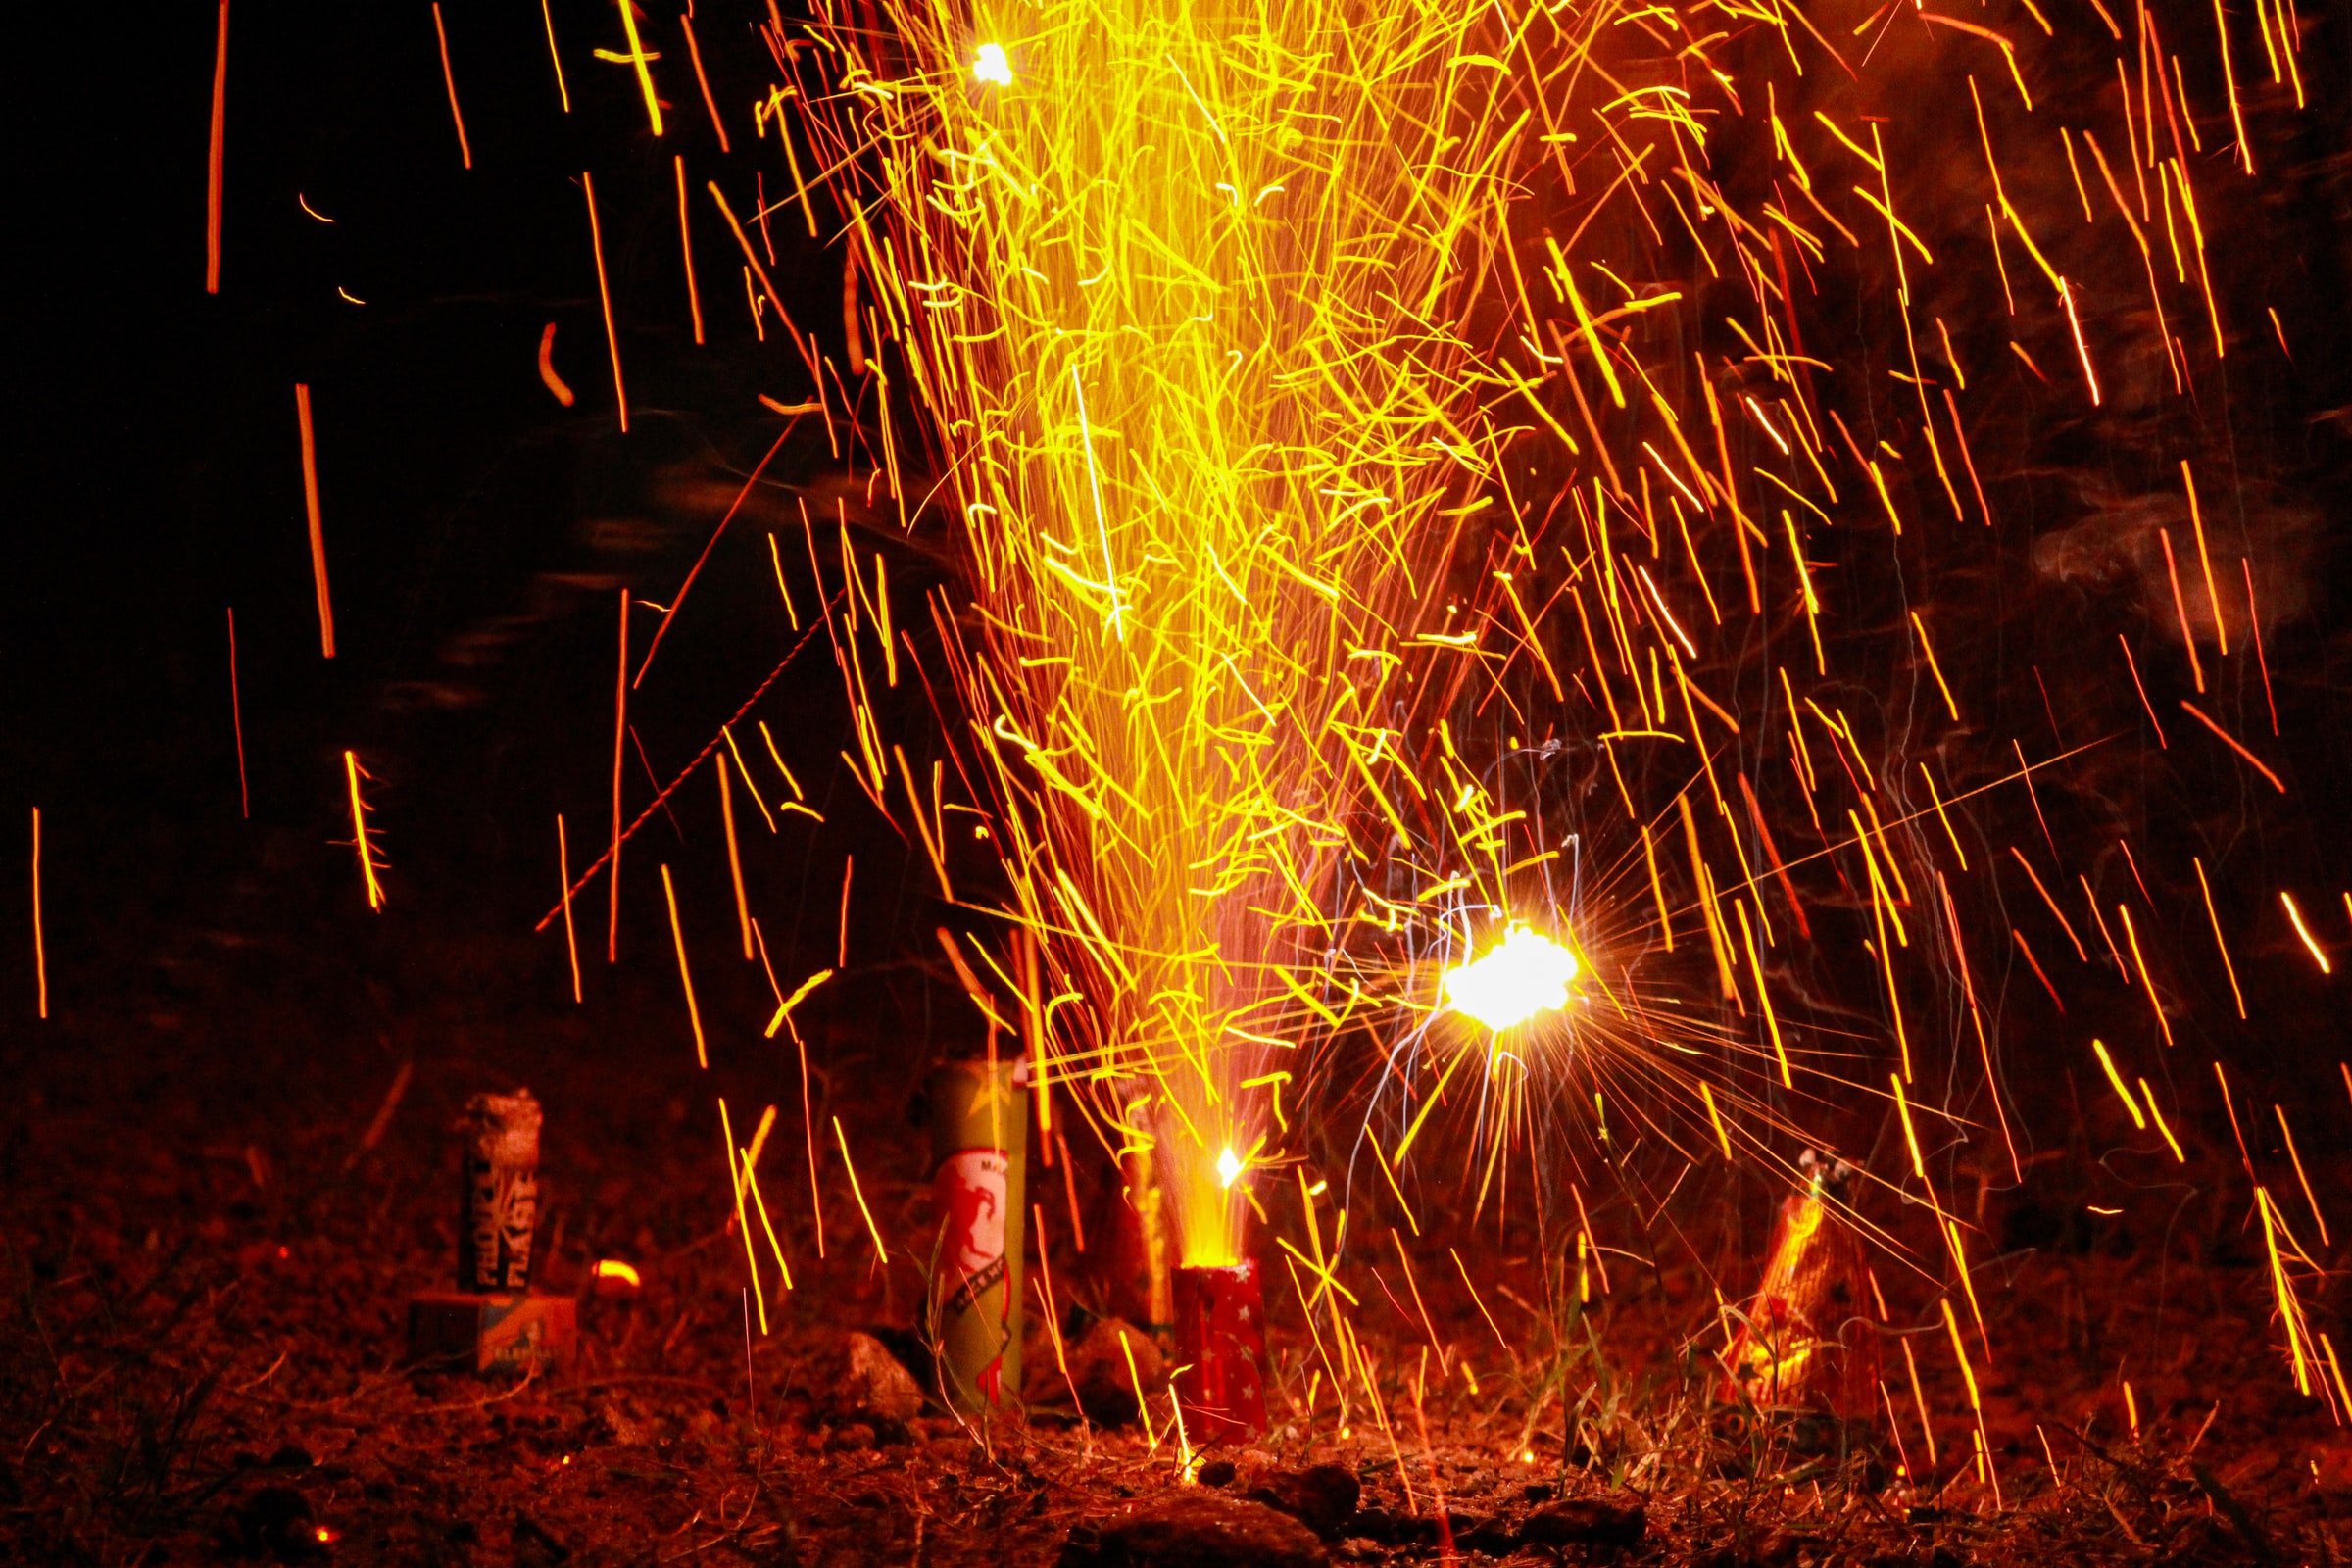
{"left": 407, "top": 1089, "right": 576, "bottom": 1375}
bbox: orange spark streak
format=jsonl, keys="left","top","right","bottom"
{"left": 661, "top": 864, "right": 709, "bottom": 1067}
{"left": 1909, "top": 612, "right": 1959, "bottom": 722}
{"left": 2116, "top": 635, "right": 2168, "bottom": 746}
{"left": 582, "top": 172, "right": 628, "bottom": 431}
{"left": 1940, "top": 388, "right": 1992, "bottom": 527}
{"left": 2158, "top": 528, "right": 2204, "bottom": 691}
{"left": 537, "top": 322, "right": 575, "bottom": 406}
{"left": 836, "top": 854, "right": 854, "bottom": 968}
{"left": 2182, "top": 859, "right": 2238, "bottom": 1020}
{"left": 2214, "top": 0, "right": 2252, "bottom": 173}
{"left": 675, "top": 156, "right": 705, "bottom": 345}
{"left": 430, "top": 4, "right": 471, "bottom": 170}
{"left": 2116, "top": 905, "right": 2173, "bottom": 1046}
{"left": 2243, "top": 559, "right": 2278, "bottom": 735}
{"left": 2214, "top": 1058, "right": 2261, "bottom": 1184}
{"left": 343, "top": 751, "right": 383, "bottom": 910}
{"left": 539, "top": 0, "right": 569, "bottom": 112}
{"left": 2180, "top": 700, "right": 2286, "bottom": 793}
{"left": 206, "top": 1, "right": 228, "bottom": 294}
{"left": 2277, "top": 1106, "right": 2329, "bottom": 1246}
{"left": 225, "top": 609, "right": 249, "bottom": 817}
{"left": 2012, "top": 926, "right": 2066, "bottom": 1012}
{"left": 2181, "top": 463, "right": 2227, "bottom": 655}
{"left": 2280, "top": 891, "right": 2331, "bottom": 973}
{"left": 709, "top": 182, "right": 817, "bottom": 377}
{"left": 29, "top": 808, "right": 45, "bottom": 1020}
{"left": 717, "top": 752, "right": 753, "bottom": 960}
{"left": 292, "top": 384, "right": 336, "bottom": 658}
{"left": 608, "top": 589, "right": 627, "bottom": 962}
{"left": 679, "top": 13, "right": 729, "bottom": 152}
{"left": 557, "top": 814, "right": 581, "bottom": 1004}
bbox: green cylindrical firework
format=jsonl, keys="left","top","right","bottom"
{"left": 927, "top": 1058, "right": 1027, "bottom": 1410}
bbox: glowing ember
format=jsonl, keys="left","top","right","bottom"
{"left": 1442, "top": 925, "right": 1581, "bottom": 1033}
{"left": 970, "top": 43, "right": 1011, "bottom": 87}
{"left": 1214, "top": 1147, "right": 1244, "bottom": 1190}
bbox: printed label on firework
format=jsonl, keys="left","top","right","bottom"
{"left": 934, "top": 1148, "right": 1008, "bottom": 1319}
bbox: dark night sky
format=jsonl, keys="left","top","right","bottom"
{"left": 2, "top": 3, "right": 929, "bottom": 1032}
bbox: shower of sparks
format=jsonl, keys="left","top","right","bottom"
{"left": 760, "top": 0, "right": 2331, "bottom": 1358}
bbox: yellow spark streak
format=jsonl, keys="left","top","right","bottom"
{"left": 343, "top": 751, "right": 384, "bottom": 911}
{"left": 661, "top": 864, "right": 708, "bottom": 1069}
{"left": 613, "top": 0, "right": 663, "bottom": 136}
{"left": 2089, "top": 1039, "right": 2147, "bottom": 1130}
{"left": 717, "top": 1099, "right": 767, "bottom": 1335}
{"left": 833, "top": 1115, "right": 889, "bottom": 1267}
{"left": 763, "top": 967, "right": 835, "bottom": 1038}
{"left": 2281, "top": 891, "right": 2332, "bottom": 973}
{"left": 2138, "top": 1079, "right": 2186, "bottom": 1162}
{"left": 1698, "top": 1080, "right": 1732, "bottom": 1159}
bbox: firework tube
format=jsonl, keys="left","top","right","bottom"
{"left": 1723, "top": 1164, "right": 1879, "bottom": 1421}
{"left": 928, "top": 1058, "right": 1027, "bottom": 1410}
{"left": 1173, "top": 1259, "right": 1267, "bottom": 1443}
{"left": 458, "top": 1090, "right": 541, "bottom": 1293}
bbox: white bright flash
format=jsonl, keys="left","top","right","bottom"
{"left": 1441, "top": 923, "right": 1582, "bottom": 1031}
{"left": 1216, "top": 1147, "right": 1245, "bottom": 1188}
{"left": 973, "top": 42, "right": 1013, "bottom": 86}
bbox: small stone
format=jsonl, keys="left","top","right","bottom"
{"left": 823, "top": 1422, "right": 877, "bottom": 1453}
{"left": 1245, "top": 1463, "right": 1360, "bottom": 1539}
{"left": 1064, "top": 1317, "right": 1164, "bottom": 1425}
{"left": 1454, "top": 1514, "right": 1521, "bottom": 1554}
{"left": 831, "top": 1332, "right": 924, "bottom": 1424}
{"left": 1522, "top": 1496, "right": 1646, "bottom": 1550}
{"left": 1198, "top": 1459, "right": 1238, "bottom": 1489}
{"left": 1342, "top": 1506, "right": 1409, "bottom": 1545}
{"left": 1059, "top": 1492, "right": 1329, "bottom": 1568}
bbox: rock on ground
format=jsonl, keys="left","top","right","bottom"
{"left": 1059, "top": 1491, "right": 1330, "bottom": 1568}
{"left": 1522, "top": 1494, "right": 1647, "bottom": 1549}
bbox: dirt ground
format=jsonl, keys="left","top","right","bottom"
{"left": 5, "top": 904, "right": 2350, "bottom": 1568}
